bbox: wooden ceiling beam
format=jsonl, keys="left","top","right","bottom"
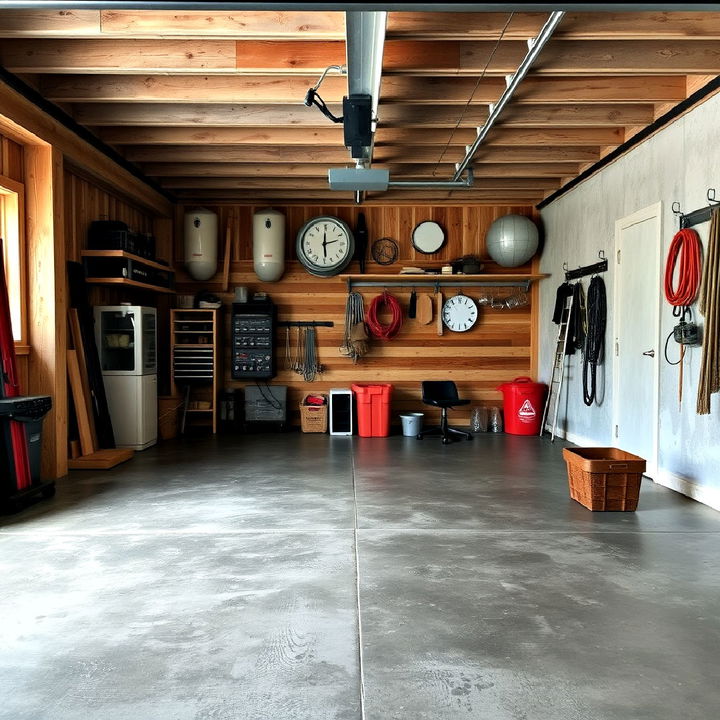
{"left": 126, "top": 147, "right": 577, "bottom": 180}
{"left": 7, "top": 39, "right": 720, "bottom": 75}
{"left": 73, "top": 102, "right": 655, "bottom": 128}
{"left": 123, "top": 144, "right": 597, "bottom": 165}
{"left": 139, "top": 162, "right": 566, "bottom": 185}
{"left": 156, "top": 175, "right": 561, "bottom": 190}
{"left": 171, "top": 189, "right": 545, "bottom": 204}
{"left": 98, "top": 125, "right": 624, "bottom": 147}
{"left": 38, "top": 74, "right": 687, "bottom": 105}
{"left": 3, "top": 11, "right": 719, "bottom": 41}
{"left": 0, "top": 10, "right": 101, "bottom": 37}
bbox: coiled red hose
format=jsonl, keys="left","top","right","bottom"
{"left": 664, "top": 228, "right": 702, "bottom": 306}
{"left": 366, "top": 292, "right": 403, "bottom": 340}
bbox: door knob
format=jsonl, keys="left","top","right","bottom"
{"left": 642, "top": 349, "right": 655, "bottom": 357}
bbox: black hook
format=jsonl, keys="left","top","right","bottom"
{"left": 707, "top": 188, "right": 719, "bottom": 205}
{"left": 598, "top": 250, "right": 606, "bottom": 260}
{"left": 562, "top": 262, "right": 568, "bottom": 272}
{"left": 671, "top": 201, "right": 682, "bottom": 216}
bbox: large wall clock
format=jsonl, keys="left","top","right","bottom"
{"left": 442, "top": 293, "right": 478, "bottom": 332}
{"left": 296, "top": 216, "right": 355, "bottom": 277}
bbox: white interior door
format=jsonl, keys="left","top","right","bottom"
{"left": 613, "top": 203, "right": 662, "bottom": 475}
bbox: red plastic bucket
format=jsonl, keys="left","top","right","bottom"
{"left": 351, "top": 383, "right": 393, "bottom": 437}
{"left": 496, "top": 377, "right": 547, "bottom": 435}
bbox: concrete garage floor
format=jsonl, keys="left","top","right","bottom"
{"left": 1, "top": 433, "right": 720, "bottom": 720}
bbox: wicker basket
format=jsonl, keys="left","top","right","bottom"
{"left": 300, "top": 394, "right": 328, "bottom": 433}
{"left": 562, "top": 447, "right": 646, "bottom": 511}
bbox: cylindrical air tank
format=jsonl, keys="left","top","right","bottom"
{"left": 184, "top": 208, "right": 218, "bottom": 281}
{"left": 253, "top": 208, "right": 285, "bottom": 282}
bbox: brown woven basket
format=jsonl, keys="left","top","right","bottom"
{"left": 562, "top": 447, "right": 646, "bottom": 511}
{"left": 300, "top": 394, "right": 328, "bottom": 433}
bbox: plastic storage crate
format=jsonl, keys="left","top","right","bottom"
{"left": 562, "top": 447, "right": 646, "bottom": 511}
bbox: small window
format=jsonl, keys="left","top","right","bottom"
{"left": 0, "top": 177, "right": 25, "bottom": 344}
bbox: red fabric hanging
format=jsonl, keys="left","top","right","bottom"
{"left": 0, "top": 238, "right": 32, "bottom": 490}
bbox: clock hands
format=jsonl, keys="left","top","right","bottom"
{"left": 322, "top": 230, "right": 327, "bottom": 258}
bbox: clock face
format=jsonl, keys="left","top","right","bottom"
{"left": 442, "top": 294, "right": 478, "bottom": 332}
{"left": 412, "top": 221, "right": 445, "bottom": 254}
{"left": 296, "top": 216, "right": 355, "bottom": 277}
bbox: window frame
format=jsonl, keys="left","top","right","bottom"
{"left": 0, "top": 173, "right": 28, "bottom": 351}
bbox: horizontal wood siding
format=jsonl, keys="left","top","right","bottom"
{"left": 175, "top": 203, "right": 539, "bottom": 427}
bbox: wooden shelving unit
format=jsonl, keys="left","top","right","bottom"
{"left": 81, "top": 249, "right": 175, "bottom": 294}
{"left": 170, "top": 309, "right": 220, "bottom": 434}
{"left": 340, "top": 273, "right": 549, "bottom": 289}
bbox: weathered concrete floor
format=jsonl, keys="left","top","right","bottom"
{"left": 1, "top": 433, "right": 719, "bottom": 719}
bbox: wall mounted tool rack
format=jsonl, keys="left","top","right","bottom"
{"left": 343, "top": 274, "right": 547, "bottom": 293}
{"left": 277, "top": 321, "right": 334, "bottom": 328}
{"left": 672, "top": 188, "right": 720, "bottom": 230}
{"left": 563, "top": 252, "right": 608, "bottom": 281}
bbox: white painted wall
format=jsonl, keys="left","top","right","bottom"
{"left": 539, "top": 91, "right": 720, "bottom": 510}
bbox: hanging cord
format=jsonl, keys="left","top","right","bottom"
{"left": 285, "top": 326, "right": 292, "bottom": 371}
{"left": 366, "top": 291, "right": 403, "bottom": 340}
{"left": 582, "top": 275, "right": 606, "bottom": 406}
{"left": 697, "top": 209, "right": 720, "bottom": 414}
{"left": 664, "top": 228, "right": 702, "bottom": 307}
{"left": 432, "top": 12, "right": 515, "bottom": 177}
{"left": 302, "top": 327, "right": 322, "bottom": 382}
{"left": 664, "top": 227, "right": 702, "bottom": 407}
{"left": 292, "top": 326, "right": 301, "bottom": 373}
{"left": 340, "top": 292, "right": 368, "bottom": 362}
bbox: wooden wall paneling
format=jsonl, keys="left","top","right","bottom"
{"left": 26, "top": 145, "right": 67, "bottom": 478}
{"left": 1, "top": 135, "right": 24, "bottom": 182}
{"left": 174, "top": 203, "right": 541, "bottom": 428}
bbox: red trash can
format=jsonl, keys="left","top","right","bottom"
{"left": 351, "top": 383, "right": 393, "bottom": 437}
{"left": 496, "top": 377, "right": 547, "bottom": 435}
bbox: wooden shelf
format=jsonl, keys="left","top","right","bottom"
{"left": 81, "top": 249, "right": 175, "bottom": 294}
{"left": 340, "top": 273, "right": 549, "bottom": 283}
{"left": 171, "top": 308, "right": 220, "bottom": 434}
{"left": 340, "top": 272, "right": 548, "bottom": 291}
{"left": 81, "top": 249, "right": 173, "bottom": 273}
{"left": 83, "top": 277, "right": 175, "bottom": 294}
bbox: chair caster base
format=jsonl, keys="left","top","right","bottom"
{"left": 442, "top": 437, "right": 450, "bottom": 444}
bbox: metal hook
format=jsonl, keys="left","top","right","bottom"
{"left": 562, "top": 262, "right": 568, "bottom": 272}
{"left": 671, "top": 201, "right": 682, "bottom": 216}
{"left": 598, "top": 250, "right": 606, "bottom": 260}
{"left": 708, "top": 188, "right": 719, "bottom": 205}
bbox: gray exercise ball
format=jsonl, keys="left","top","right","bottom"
{"left": 485, "top": 214, "right": 539, "bottom": 267}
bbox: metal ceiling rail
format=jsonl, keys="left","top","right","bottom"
{"left": 452, "top": 10, "right": 566, "bottom": 182}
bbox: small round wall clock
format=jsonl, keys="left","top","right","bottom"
{"left": 442, "top": 293, "right": 478, "bottom": 332}
{"left": 296, "top": 216, "right": 355, "bottom": 277}
{"left": 412, "top": 221, "right": 446, "bottom": 254}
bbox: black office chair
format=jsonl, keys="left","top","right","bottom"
{"left": 417, "top": 381, "right": 472, "bottom": 444}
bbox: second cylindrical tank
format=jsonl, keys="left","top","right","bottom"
{"left": 253, "top": 208, "right": 285, "bottom": 282}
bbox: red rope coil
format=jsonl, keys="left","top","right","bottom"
{"left": 664, "top": 228, "right": 702, "bottom": 306}
{"left": 366, "top": 292, "right": 403, "bottom": 340}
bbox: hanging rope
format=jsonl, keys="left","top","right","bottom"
{"left": 340, "top": 292, "right": 368, "bottom": 362}
{"left": 582, "top": 275, "right": 606, "bottom": 406}
{"left": 664, "top": 228, "right": 702, "bottom": 307}
{"left": 697, "top": 209, "right": 720, "bottom": 414}
{"left": 366, "top": 291, "right": 403, "bottom": 340}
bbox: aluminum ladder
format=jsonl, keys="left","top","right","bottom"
{"left": 540, "top": 291, "right": 574, "bottom": 441}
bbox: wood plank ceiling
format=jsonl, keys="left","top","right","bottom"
{"left": 1, "top": 8, "right": 719, "bottom": 205}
